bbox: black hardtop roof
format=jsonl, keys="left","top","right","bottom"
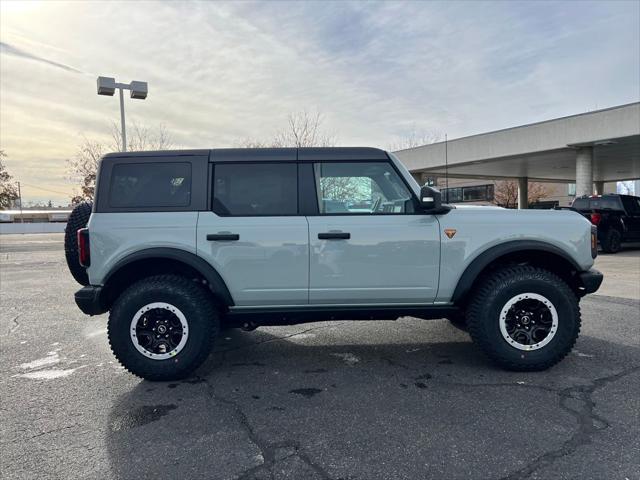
{"left": 102, "top": 147, "right": 389, "bottom": 162}
{"left": 576, "top": 194, "right": 637, "bottom": 200}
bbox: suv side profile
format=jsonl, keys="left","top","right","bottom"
{"left": 67, "top": 148, "right": 602, "bottom": 380}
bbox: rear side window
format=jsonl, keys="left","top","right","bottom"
{"left": 109, "top": 162, "right": 191, "bottom": 208}
{"left": 571, "top": 198, "right": 588, "bottom": 210}
{"left": 590, "top": 197, "right": 623, "bottom": 210}
{"left": 213, "top": 163, "right": 298, "bottom": 216}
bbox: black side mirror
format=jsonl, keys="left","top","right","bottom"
{"left": 420, "top": 185, "right": 442, "bottom": 211}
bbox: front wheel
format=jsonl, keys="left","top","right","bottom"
{"left": 108, "top": 275, "right": 219, "bottom": 381}
{"left": 467, "top": 266, "right": 580, "bottom": 371}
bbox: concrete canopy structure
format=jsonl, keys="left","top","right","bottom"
{"left": 394, "top": 103, "right": 640, "bottom": 206}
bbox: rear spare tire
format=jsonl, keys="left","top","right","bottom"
{"left": 64, "top": 201, "right": 92, "bottom": 285}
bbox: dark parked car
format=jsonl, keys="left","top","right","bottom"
{"left": 571, "top": 194, "right": 640, "bottom": 253}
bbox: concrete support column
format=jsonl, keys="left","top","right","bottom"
{"left": 518, "top": 177, "right": 528, "bottom": 209}
{"left": 575, "top": 147, "right": 594, "bottom": 197}
{"left": 594, "top": 181, "right": 604, "bottom": 195}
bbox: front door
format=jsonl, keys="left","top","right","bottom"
{"left": 306, "top": 161, "right": 440, "bottom": 305}
{"left": 197, "top": 161, "right": 309, "bottom": 306}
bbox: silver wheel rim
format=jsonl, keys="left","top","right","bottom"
{"left": 130, "top": 302, "right": 189, "bottom": 360}
{"left": 499, "top": 293, "right": 558, "bottom": 351}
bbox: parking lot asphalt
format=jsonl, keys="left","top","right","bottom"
{"left": 1, "top": 234, "right": 639, "bottom": 480}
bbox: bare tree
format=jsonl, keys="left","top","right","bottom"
{"left": 238, "top": 111, "right": 383, "bottom": 206}
{"left": 319, "top": 176, "right": 372, "bottom": 203}
{"left": 617, "top": 181, "right": 634, "bottom": 195}
{"left": 237, "top": 110, "right": 337, "bottom": 148}
{"left": 0, "top": 150, "right": 20, "bottom": 209}
{"left": 109, "top": 121, "right": 172, "bottom": 152}
{"left": 68, "top": 123, "right": 173, "bottom": 203}
{"left": 273, "top": 110, "right": 336, "bottom": 148}
{"left": 235, "top": 138, "right": 270, "bottom": 148}
{"left": 388, "top": 127, "right": 442, "bottom": 152}
{"left": 67, "top": 138, "right": 105, "bottom": 203}
{"left": 494, "top": 180, "right": 549, "bottom": 208}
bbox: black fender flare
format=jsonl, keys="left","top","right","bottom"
{"left": 103, "top": 247, "right": 234, "bottom": 306}
{"left": 451, "top": 240, "right": 582, "bottom": 304}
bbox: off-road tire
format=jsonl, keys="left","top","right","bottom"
{"left": 600, "top": 228, "right": 622, "bottom": 254}
{"left": 64, "top": 202, "right": 92, "bottom": 285}
{"left": 467, "top": 266, "right": 580, "bottom": 371}
{"left": 108, "top": 275, "right": 219, "bottom": 381}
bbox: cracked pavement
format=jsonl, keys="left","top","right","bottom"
{"left": 1, "top": 234, "right": 639, "bottom": 480}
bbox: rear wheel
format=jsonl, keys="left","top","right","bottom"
{"left": 108, "top": 275, "right": 219, "bottom": 381}
{"left": 64, "top": 202, "right": 92, "bottom": 285}
{"left": 601, "top": 228, "right": 622, "bottom": 254}
{"left": 467, "top": 266, "right": 580, "bottom": 371}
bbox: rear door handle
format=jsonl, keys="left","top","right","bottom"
{"left": 318, "top": 232, "right": 350, "bottom": 240}
{"left": 207, "top": 233, "right": 240, "bottom": 241}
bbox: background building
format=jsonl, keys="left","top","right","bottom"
{"left": 395, "top": 103, "right": 640, "bottom": 208}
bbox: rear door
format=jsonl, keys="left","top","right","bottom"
{"left": 620, "top": 196, "right": 640, "bottom": 240}
{"left": 304, "top": 159, "right": 440, "bottom": 305}
{"left": 90, "top": 154, "right": 207, "bottom": 285}
{"left": 196, "top": 152, "right": 309, "bottom": 306}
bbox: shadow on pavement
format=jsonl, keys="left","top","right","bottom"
{"left": 104, "top": 326, "right": 640, "bottom": 480}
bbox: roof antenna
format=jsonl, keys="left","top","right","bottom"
{"left": 444, "top": 133, "right": 449, "bottom": 200}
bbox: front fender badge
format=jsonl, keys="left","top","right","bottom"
{"left": 444, "top": 228, "right": 457, "bottom": 239}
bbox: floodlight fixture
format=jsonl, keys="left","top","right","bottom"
{"left": 97, "top": 76, "right": 116, "bottom": 96}
{"left": 96, "top": 76, "right": 149, "bottom": 151}
{"left": 129, "top": 81, "right": 148, "bottom": 99}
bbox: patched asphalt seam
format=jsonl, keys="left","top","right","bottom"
{"left": 199, "top": 375, "right": 335, "bottom": 480}
{"left": 8, "top": 313, "right": 22, "bottom": 334}
{"left": 26, "top": 424, "right": 79, "bottom": 441}
{"left": 497, "top": 365, "right": 640, "bottom": 480}
{"left": 199, "top": 327, "right": 340, "bottom": 480}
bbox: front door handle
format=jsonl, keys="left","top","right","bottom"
{"left": 318, "top": 232, "right": 350, "bottom": 240}
{"left": 207, "top": 233, "right": 240, "bottom": 241}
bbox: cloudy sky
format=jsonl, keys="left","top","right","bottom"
{"left": 1, "top": 0, "right": 639, "bottom": 205}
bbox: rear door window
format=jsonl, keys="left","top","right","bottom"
{"left": 213, "top": 163, "right": 298, "bottom": 216}
{"left": 109, "top": 162, "right": 191, "bottom": 208}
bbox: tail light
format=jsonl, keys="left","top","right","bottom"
{"left": 590, "top": 213, "right": 602, "bottom": 225}
{"left": 591, "top": 226, "right": 598, "bottom": 258}
{"left": 77, "top": 228, "right": 90, "bottom": 267}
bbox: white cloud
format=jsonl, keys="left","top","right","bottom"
{"left": 0, "top": 0, "right": 638, "bottom": 204}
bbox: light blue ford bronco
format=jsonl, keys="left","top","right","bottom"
{"left": 65, "top": 147, "right": 602, "bottom": 380}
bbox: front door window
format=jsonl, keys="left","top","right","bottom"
{"left": 313, "top": 162, "right": 414, "bottom": 214}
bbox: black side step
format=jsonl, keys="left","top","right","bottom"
{"left": 223, "top": 305, "right": 459, "bottom": 327}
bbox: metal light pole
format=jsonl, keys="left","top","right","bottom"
{"left": 97, "top": 77, "right": 148, "bottom": 152}
{"left": 118, "top": 87, "right": 126, "bottom": 152}
{"left": 16, "top": 181, "right": 23, "bottom": 223}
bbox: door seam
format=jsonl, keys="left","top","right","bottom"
{"left": 305, "top": 215, "right": 311, "bottom": 305}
